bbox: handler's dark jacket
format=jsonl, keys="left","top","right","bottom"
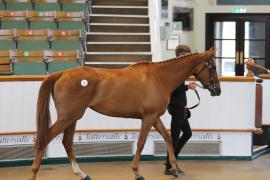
{"left": 168, "top": 83, "right": 188, "bottom": 114}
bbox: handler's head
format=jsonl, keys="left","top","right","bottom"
{"left": 175, "top": 44, "right": 191, "bottom": 57}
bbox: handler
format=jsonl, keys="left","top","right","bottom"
{"left": 165, "top": 44, "right": 196, "bottom": 175}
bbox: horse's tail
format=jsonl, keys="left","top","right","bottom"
{"left": 35, "top": 71, "right": 62, "bottom": 150}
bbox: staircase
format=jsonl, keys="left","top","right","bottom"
{"left": 86, "top": 0, "right": 152, "bottom": 68}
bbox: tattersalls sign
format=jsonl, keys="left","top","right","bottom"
{"left": 0, "top": 131, "right": 220, "bottom": 145}
{"left": 0, "top": 135, "right": 35, "bottom": 145}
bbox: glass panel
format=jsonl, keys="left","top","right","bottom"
{"left": 215, "top": 58, "right": 235, "bottom": 76}
{"left": 214, "top": 40, "right": 236, "bottom": 57}
{"left": 244, "top": 40, "right": 265, "bottom": 58}
{"left": 214, "top": 21, "right": 236, "bottom": 39}
{"left": 244, "top": 58, "right": 266, "bottom": 76}
{"left": 245, "top": 22, "right": 265, "bottom": 39}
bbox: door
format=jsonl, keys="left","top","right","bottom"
{"left": 206, "top": 14, "right": 269, "bottom": 76}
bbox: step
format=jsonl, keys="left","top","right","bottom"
{"left": 90, "top": 23, "right": 149, "bottom": 26}
{"left": 87, "top": 34, "right": 150, "bottom": 42}
{"left": 89, "top": 24, "right": 149, "bottom": 33}
{"left": 92, "top": 7, "right": 148, "bottom": 15}
{"left": 87, "top": 42, "right": 151, "bottom": 44}
{"left": 92, "top": 0, "right": 148, "bottom": 6}
{"left": 87, "top": 43, "right": 151, "bottom": 52}
{"left": 85, "top": 63, "right": 130, "bottom": 69}
{"left": 86, "top": 53, "right": 152, "bottom": 62}
{"left": 90, "top": 15, "right": 149, "bottom": 24}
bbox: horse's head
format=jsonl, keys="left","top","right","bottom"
{"left": 193, "top": 49, "right": 221, "bottom": 96}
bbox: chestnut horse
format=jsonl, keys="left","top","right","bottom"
{"left": 30, "top": 49, "right": 221, "bottom": 180}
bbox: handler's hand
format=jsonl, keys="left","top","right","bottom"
{"left": 188, "top": 82, "right": 196, "bottom": 90}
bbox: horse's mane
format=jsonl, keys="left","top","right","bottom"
{"left": 130, "top": 52, "right": 199, "bottom": 67}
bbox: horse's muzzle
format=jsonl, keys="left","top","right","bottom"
{"left": 210, "top": 87, "right": 221, "bottom": 96}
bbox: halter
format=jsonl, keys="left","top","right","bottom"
{"left": 195, "top": 57, "right": 219, "bottom": 96}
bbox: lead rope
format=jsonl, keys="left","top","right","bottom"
{"left": 187, "top": 83, "right": 204, "bottom": 110}
{"left": 187, "top": 89, "right": 200, "bottom": 110}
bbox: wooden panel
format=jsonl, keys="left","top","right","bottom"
{"left": 90, "top": 16, "right": 149, "bottom": 24}
{"left": 90, "top": 25, "right": 149, "bottom": 33}
{"left": 92, "top": 0, "right": 148, "bottom": 6}
{"left": 87, "top": 44, "right": 151, "bottom": 52}
{"left": 92, "top": 8, "right": 148, "bottom": 15}
{"left": 87, "top": 34, "right": 150, "bottom": 42}
{"left": 255, "top": 83, "right": 263, "bottom": 128}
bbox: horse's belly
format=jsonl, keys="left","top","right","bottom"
{"left": 89, "top": 101, "right": 142, "bottom": 119}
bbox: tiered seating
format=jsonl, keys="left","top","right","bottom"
{"left": 0, "top": 10, "right": 88, "bottom": 30}
{"left": 28, "top": 11, "right": 57, "bottom": 29}
{"left": 61, "top": 0, "right": 90, "bottom": 13}
{"left": 15, "top": 29, "right": 50, "bottom": 50}
{"left": 0, "top": 29, "right": 16, "bottom": 50}
{"left": 0, "top": 49, "right": 83, "bottom": 75}
{"left": 56, "top": 11, "right": 87, "bottom": 30}
{"left": 34, "top": 0, "right": 61, "bottom": 11}
{"left": 5, "top": 0, "right": 33, "bottom": 11}
{"left": 0, "top": 29, "right": 85, "bottom": 75}
{"left": 0, "top": 0, "right": 90, "bottom": 12}
{"left": 46, "top": 50, "right": 83, "bottom": 73}
{"left": 49, "top": 29, "right": 85, "bottom": 51}
{"left": 0, "top": 0, "right": 89, "bottom": 75}
{"left": 0, "top": 11, "right": 29, "bottom": 29}
{"left": 0, "top": 29, "right": 85, "bottom": 50}
{"left": 11, "top": 50, "right": 46, "bottom": 75}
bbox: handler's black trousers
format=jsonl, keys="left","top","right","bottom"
{"left": 166, "top": 108, "right": 192, "bottom": 169}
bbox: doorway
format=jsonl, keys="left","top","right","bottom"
{"left": 206, "top": 13, "right": 270, "bottom": 76}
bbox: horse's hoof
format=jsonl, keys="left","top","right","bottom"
{"left": 169, "top": 169, "right": 178, "bottom": 178}
{"left": 136, "top": 176, "right": 145, "bottom": 180}
{"left": 82, "top": 175, "right": 91, "bottom": 180}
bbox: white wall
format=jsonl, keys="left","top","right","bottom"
{"left": 154, "top": 0, "right": 270, "bottom": 60}
{"left": 0, "top": 79, "right": 256, "bottom": 157}
{"left": 262, "top": 79, "right": 270, "bottom": 125}
{"left": 0, "top": 80, "right": 256, "bottom": 132}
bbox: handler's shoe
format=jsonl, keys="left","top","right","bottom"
{"left": 163, "top": 167, "right": 171, "bottom": 175}
{"left": 164, "top": 167, "right": 185, "bottom": 175}
{"left": 176, "top": 168, "right": 185, "bottom": 175}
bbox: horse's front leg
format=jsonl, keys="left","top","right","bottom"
{"left": 153, "top": 118, "right": 178, "bottom": 177}
{"left": 131, "top": 115, "right": 156, "bottom": 180}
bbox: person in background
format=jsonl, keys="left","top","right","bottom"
{"left": 165, "top": 45, "right": 196, "bottom": 175}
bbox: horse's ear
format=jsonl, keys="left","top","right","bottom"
{"left": 208, "top": 47, "right": 214, "bottom": 51}
{"left": 206, "top": 48, "right": 216, "bottom": 57}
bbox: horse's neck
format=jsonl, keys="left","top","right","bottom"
{"left": 156, "top": 55, "right": 204, "bottom": 93}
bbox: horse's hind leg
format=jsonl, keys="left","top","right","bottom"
{"left": 153, "top": 119, "right": 178, "bottom": 177}
{"left": 62, "top": 122, "right": 91, "bottom": 180}
{"left": 132, "top": 115, "right": 156, "bottom": 180}
{"left": 30, "top": 119, "right": 74, "bottom": 180}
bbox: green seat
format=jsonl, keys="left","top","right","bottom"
{"left": 62, "top": 3, "right": 89, "bottom": 13}
{"left": 17, "top": 40, "right": 50, "bottom": 51}
{"left": 30, "top": 21, "right": 57, "bottom": 30}
{"left": 58, "top": 21, "right": 85, "bottom": 31}
{"left": 0, "top": 40, "right": 16, "bottom": 50}
{"left": 13, "top": 62, "right": 47, "bottom": 75}
{"left": 51, "top": 40, "right": 82, "bottom": 51}
{"left": 6, "top": 2, "right": 33, "bottom": 11}
{"left": 0, "top": 2, "right": 5, "bottom": 10}
{"left": 48, "top": 62, "right": 80, "bottom": 73}
{"left": 1, "top": 21, "right": 29, "bottom": 29}
{"left": 34, "top": 3, "right": 61, "bottom": 11}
